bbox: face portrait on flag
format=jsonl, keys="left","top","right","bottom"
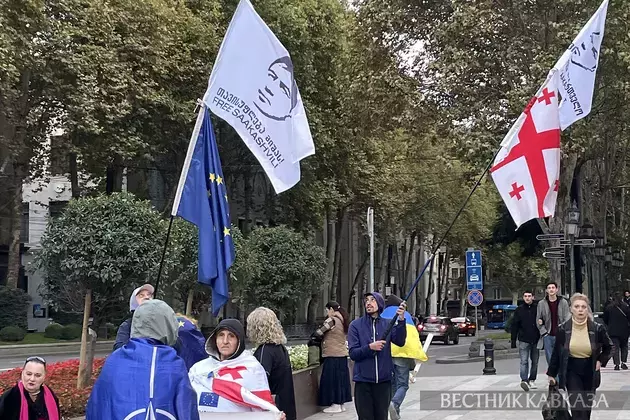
{"left": 255, "top": 56, "right": 298, "bottom": 121}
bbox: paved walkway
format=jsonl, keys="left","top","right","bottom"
{"left": 304, "top": 369, "right": 630, "bottom": 420}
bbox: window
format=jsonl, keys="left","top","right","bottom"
{"left": 493, "top": 288, "right": 501, "bottom": 300}
{"left": 49, "top": 201, "right": 68, "bottom": 219}
{"left": 451, "top": 268, "right": 458, "bottom": 279}
{"left": 237, "top": 218, "right": 246, "bottom": 232}
{"left": 20, "top": 203, "right": 29, "bottom": 243}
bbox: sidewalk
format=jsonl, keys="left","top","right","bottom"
{"left": 304, "top": 370, "right": 630, "bottom": 420}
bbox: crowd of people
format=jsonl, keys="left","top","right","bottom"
{"left": 511, "top": 281, "right": 630, "bottom": 420}
{"left": 0, "top": 284, "right": 418, "bottom": 420}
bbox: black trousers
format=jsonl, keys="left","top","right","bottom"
{"left": 566, "top": 357, "right": 595, "bottom": 420}
{"left": 354, "top": 381, "right": 392, "bottom": 420}
{"left": 611, "top": 336, "right": 628, "bottom": 366}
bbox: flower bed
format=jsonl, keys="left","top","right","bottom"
{"left": 0, "top": 358, "right": 105, "bottom": 418}
{"left": 0, "top": 345, "right": 309, "bottom": 418}
{"left": 287, "top": 344, "right": 308, "bottom": 371}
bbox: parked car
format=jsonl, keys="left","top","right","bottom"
{"left": 451, "top": 316, "right": 476, "bottom": 336}
{"left": 418, "top": 315, "right": 459, "bottom": 345}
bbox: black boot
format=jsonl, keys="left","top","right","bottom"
{"left": 614, "top": 365, "right": 620, "bottom": 371}
{"left": 621, "top": 363, "right": 628, "bottom": 370}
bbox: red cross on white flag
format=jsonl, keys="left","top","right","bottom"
{"left": 490, "top": 71, "right": 561, "bottom": 228}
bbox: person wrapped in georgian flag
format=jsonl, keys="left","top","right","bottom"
{"left": 189, "top": 319, "right": 285, "bottom": 420}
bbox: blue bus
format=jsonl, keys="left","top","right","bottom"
{"left": 486, "top": 304, "right": 517, "bottom": 329}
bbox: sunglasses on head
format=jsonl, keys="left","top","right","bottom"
{"left": 25, "top": 356, "right": 46, "bottom": 366}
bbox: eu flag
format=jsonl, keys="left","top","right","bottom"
{"left": 172, "top": 106, "right": 235, "bottom": 316}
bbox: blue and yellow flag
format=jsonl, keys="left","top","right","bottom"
{"left": 381, "top": 306, "right": 428, "bottom": 362}
{"left": 172, "top": 107, "right": 235, "bottom": 316}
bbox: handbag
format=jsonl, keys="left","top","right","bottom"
{"left": 542, "top": 384, "right": 572, "bottom": 420}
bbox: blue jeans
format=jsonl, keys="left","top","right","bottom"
{"left": 391, "top": 363, "right": 411, "bottom": 412}
{"left": 543, "top": 335, "right": 556, "bottom": 365}
{"left": 519, "top": 341, "right": 540, "bottom": 382}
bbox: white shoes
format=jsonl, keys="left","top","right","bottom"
{"left": 529, "top": 381, "right": 538, "bottom": 389}
{"left": 323, "top": 404, "right": 343, "bottom": 414}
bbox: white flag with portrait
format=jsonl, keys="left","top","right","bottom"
{"left": 553, "top": 0, "right": 609, "bottom": 130}
{"left": 203, "top": 0, "right": 315, "bottom": 194}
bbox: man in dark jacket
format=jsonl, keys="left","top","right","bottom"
{"left": 113, "top": 284, "right": 154, "bottom": 350}
{"left": 603, "top": 292, "right": 630, "bottom": 370}
{"left": 511, "top": 290, "right": 541, "bottom": 391}
{"left": 348, "top": 292, "right": 406, "bottom": 420}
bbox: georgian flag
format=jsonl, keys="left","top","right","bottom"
{"left": 490, "top": 71, "right": 561, "bottom": 228}
{"left": 189, "top": 353, "right": 281, "bottom": 419}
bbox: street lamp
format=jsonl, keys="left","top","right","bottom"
{"left": 565, "top": 203, "right": 580, "bottom": 295}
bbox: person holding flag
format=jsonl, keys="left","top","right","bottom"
{"left": 348, "top": 292, "right": 407, "bottom": 420}
{"left": 382, "top": 294, "right": 428, "bottom": 420}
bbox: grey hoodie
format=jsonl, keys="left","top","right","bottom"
{"left": 131, "top": 299, "right": 179, "bottom": 346}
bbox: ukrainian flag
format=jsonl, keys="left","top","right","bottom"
{"left": 381, "top": 306, "right": 428, "bottom": 362}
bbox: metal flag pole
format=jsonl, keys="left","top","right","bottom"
{"left": 368, "top": 207, "right": 375, "bottom": 291}
{"left": 379, "top": 72, "right": 557, "bottom": 341}
{"left": 153, "top": 215, "right": 174, "bottom": 298}
{"left": 379, "top": 154, "right": 497, "bottom": 340}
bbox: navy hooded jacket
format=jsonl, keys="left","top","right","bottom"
{"left": 347, "top": 292, "right": 407, "bottom": 383}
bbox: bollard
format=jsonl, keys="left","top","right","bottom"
{"left": 482, "top": 338, "right": 496, "bottom": 375}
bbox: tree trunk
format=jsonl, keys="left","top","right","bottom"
{"left": 307, "top": 293, "right": 319, "bottom": 325}
{"left": 377, "top": 243, "right": 388, "bottom": 293}
{"left": 6, "top": 170, "right": 23, "bottom": 289}
{"left": 348, "top": 254, "right": 369, "bottom": 313}
{"left": 69, "top": 151, "right": 81, "bottom": 198}
{"left": 324, "top": 207, "right": 336, "bottom": 297}
{"left": 77, "top": 289, "right": 93, "bottom": 389}
{"left": 243, "top": 171, "right": 253, "bottom": 235}
{"left": 186, "top": 289, "right": 194, "bottom": 316}
{"left": 425, "top": 257, "right": 435, "bottom": 317}
{"left": 330, "top": 208, "right": 346, "bottom": 301}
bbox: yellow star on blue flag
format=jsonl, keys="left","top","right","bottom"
{"left": 172, "top": 106, "right": 235, "bottom": 317}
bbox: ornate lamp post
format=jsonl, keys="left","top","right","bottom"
{"left": 565, "top": 204, "right": 580, "bottom": 294}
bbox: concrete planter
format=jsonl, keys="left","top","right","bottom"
{"left": 293, "top": 360, "right": 354, "bottom": 420}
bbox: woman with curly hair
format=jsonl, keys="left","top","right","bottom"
{"left": 247, "top": 307, "right": 297, "bottom": 420}
{"left": 311, "top": 301, "right": 352, "bottom": 414}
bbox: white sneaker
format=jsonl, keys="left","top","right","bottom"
{"left": 323, "top": 404, "right": 343, "bottom": 414}
{"left": 341, "top": 404, "right": 346, "bottom": 412}
{"left": 529, "top": 381, "right": 538, "bottom": 389}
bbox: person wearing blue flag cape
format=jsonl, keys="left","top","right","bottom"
{"left": 86, "top": 300, "right": 200, "bottom": 420}
{"left": 175, "top": 313, "right": 209, "bottom": 370}
{"left": 382, "top": 294, "right": 428, "bottom": 420}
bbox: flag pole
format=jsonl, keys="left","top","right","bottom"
{"left": 380, "top": 71, "right": 558, "bottom": 341}
{"left": 154, "top": 215, "right": 174, "bottom": 298}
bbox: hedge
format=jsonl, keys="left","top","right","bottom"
{"left": 0, "top": 287, "right": 30, "bottom": 330}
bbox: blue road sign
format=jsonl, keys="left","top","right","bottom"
{"left": 466, "top": 249, "right": 483, "bottom": 290}
{"left": 467, "top": 290, "right": 483, "bottom": 306}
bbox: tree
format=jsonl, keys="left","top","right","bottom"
{"left": 34, "top": 192, "right": 164, "bottom": 387}
{"left": 233, "top": 226, "right": 326, "bottom": 322}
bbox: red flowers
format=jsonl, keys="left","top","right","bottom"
{"left": 0, "top": 358, "right": 106, "bottom": 417}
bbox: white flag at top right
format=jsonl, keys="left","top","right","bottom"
{"left": 553, "top": 0, "right": 609, "bottom": 131}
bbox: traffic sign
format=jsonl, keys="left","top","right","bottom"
{"left": 466, "top": 249, "right": 483, "bottom": 290}
{"left": 543, "top": 251, "right": 565, "bottom": 259}
{"left": 558, "top": 239, "right": 595, "bottom": 247}
{"left": 544, "top": 247, "right": 564, "bottom": 253}
{"left": 467, "top": 290, "right": 483, "bottom": 307}
{"left": 536, "top": 234, "right": 565, "bottom": 240}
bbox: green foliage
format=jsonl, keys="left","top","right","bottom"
{"left": 486, "top": 242, "right": 549, "bottom": 295}
{"left": 34, "top": 193, "right": 164, "bottom": 325}
{"left": 0, "top": 326, "right": 26, "bottom": 342}
{"left": 232, "top": 226, "right": 326, "bottom": 321}
{"left": 287, "top": 344, "right": 309, "bottom": 371}
{"left": 60, "top": 324, "right": 83, "bottom": 340}
{"left": 0, "top": 287, "right": 30, "bottom": 331}
{"left": 44, "top": 323, "right": 64, "bottom": 339}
